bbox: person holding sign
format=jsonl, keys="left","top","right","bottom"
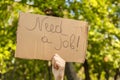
{"left": 52, "top": 54, "right": 65, "bottom": 80}
{"left": 15, "top": 13, "right": 88, "bottom": 79}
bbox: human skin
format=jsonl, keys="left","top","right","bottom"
{"left": 52, "top": 54, "right": 65, "bottom": 80}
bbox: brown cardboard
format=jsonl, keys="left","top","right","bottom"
{"left": 15, "top": 12, "right": 88, "bottom": 62}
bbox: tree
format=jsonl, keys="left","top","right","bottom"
{"left": 0, "top": 0, "right": 120, "bottom": 80}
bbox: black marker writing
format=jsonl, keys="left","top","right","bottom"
{"left": 55, "top": 36, "right": 62, "bottom": 50}
{"left": 70, "top": 34, "right": 75, "bottom": 49}
{"left": 41, "top": 36, "right": 52, "bottom": 44}
{"left": 24, "top": 16, "right": 82, "bottom": 52}
{"left": 25, "top": 17, "right": 64, "bottom": 34}
{"left": 25, "top": 17, "right": 40, "bottom": 31}
{"left": 77, "top": 36, "right": 80, "bottom": 48}
{"left": 63, "top": 40, "right": 69, "bottom": 48}
{"left": 39, "top": 17, "right": 48, "bottom": 31}
{"left": 54, "top": 34, "right": 80, "bottom": 51}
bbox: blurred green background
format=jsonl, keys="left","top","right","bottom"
{"left": 0, "top": 0, "right": 120, "bottom": 80}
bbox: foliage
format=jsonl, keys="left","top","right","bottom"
{"left": 0, "top": 0, "right": 120, "bottom": 80}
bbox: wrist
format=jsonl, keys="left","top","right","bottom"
{"left": 55, "top": 70, "right": 64, "bottom": 80}
{"left": 55, "top": 76, "right": 64, "bottom": 80}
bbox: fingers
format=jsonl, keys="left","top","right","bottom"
{"left": 52, "top": 54, "right": 65, "bottom": 70}
{"left": 52, "top": 57, "right": 59, "bottom": 70}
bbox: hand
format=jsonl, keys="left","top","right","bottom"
{"left": 52, "top": 54, "right": 65, "bottom": 80}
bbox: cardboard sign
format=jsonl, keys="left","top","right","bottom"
{"left": 15, "top": 12, "right": 88, "bottom": 62}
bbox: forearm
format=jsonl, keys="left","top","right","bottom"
{"left": 55, "top": 76, "right": 64, "bottom": 80}
{"left": 52, "top": 54, "right": 65, "bottom": 80}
